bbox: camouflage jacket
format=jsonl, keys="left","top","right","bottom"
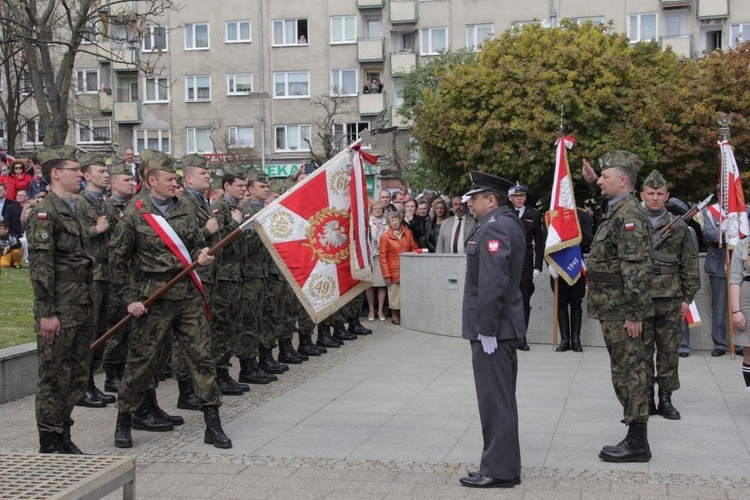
{"left": 75, "top": 191, "right": 117, "bottom": 282}
{"left": 587, "top": 194, "right": 653, "bottom": 321}
{"left": 104, "top": 195, "right": 132, "bottom": 310}
{"left": 241, "top": 201, "right": 267, "bottom": 278}
{"left": 109, "top": 195, "right": 208, "bottom": 304}
{"left": 27, "top": 191, "right": 94, "bottom": 317}
{"left": 180, "top": 190, "right": 219, "bottom": 284}
{"left": 214, "top": 196, "right": 245, "bottom": 282}
{"left": 651, "top": 214, "right": 701, "bottom": 301}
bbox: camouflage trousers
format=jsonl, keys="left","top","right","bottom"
{"left": 89, "top": 281, "right": 110, "bottom": 372}
{"left": 323, "top": 293, "right": 366, "bottom": 326}
{"left": 103, "top": 293, "right": 130, "bottom": 369}
{"left": 293, "top": 294, "right": 315, "bottom": 335}
{"left": 117, "top": 295, "right": 221, "bottom": 412}
{"left": 172, "top": 283, "right": 214, "bottom": 382}
{"left": 210, "top": 281, "right": 244, "bottom": 368}
{"left": 35, "top": 304, "right": 94, "bottom": 433}
{"left": 600, "top": 320, "right": 649, "bottom": 424}
{"left": 263, "top": 277, "right": 289, "bottom": 345}
{"left": 276, "top": 281, "right": 296, "bottom": 341}
{"left": 642, "top": 298, "right": 682, "bottom": 392}
{"left": 236, "top": 277, "right": 268, "bottom": 358}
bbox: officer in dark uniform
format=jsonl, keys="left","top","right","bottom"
{"left": 459, "top": 171, "right": 525, "bottom": 489}
{"left": 508, "top": 183, "right": 544, "bottom": 350}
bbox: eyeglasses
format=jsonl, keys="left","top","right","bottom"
{"left": 14, "top": 166, "right": 24, "bottom": 170}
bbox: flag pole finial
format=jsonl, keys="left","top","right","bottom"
{"left": 717, "top": 112, "right": 733, "bottom": 141}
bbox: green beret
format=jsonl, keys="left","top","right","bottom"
{"left": 180, "top": 153, "right": 209, "bottom": 169}
{"left": 36, "top": 146, "right": 81, "bottom": 166}
{"left": 109, "top": 163, "right": 132, "bottom": 177}
{"left": 598, "top": 150, "right": 644, "bottom": 175}
{"left": 245, "top": 169, "right": 269, "bottom": 183}
{"left": 643, "top": 169, "right": 667, "bottom": 190}
{"left": 78, "top": 153, "right": 106, "bottom": 169}
{"left": 139, "top": 149, "right": 175, "bottom": 174}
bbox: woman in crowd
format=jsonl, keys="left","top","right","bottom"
{"left": 367, "top": 201, "right": 389, "bottom": 321}
{"left": 415, "top": 200, "right": 430, "bottom": 248}
{"left": 5, "top": 160, "right": 32, "bottom": 201}
{"left": 727, "top": 236, "right": 750, "bottom": 394}
{"left": 379, "top": 211, "right": 418, "bottom": 325}
{"left": 403, "top": 199, "right": 425, "bottom": 246}
{"left": 425, "top": 198, "right": 448, "bottom": 253}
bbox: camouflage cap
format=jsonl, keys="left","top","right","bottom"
{"left": 245, "top": 169, "right": 269, "bottom": 183}
{"left": 36, "top": 146, "right": 81, "bottom": 166}
{"left": 109, "top": 163, "right": 132, "bottom": 177}
{"left": 268, "top": 179, "right": 286, "bottom": 195}
{"left": 210, "top": 174, "right": 225, "bottom": 190}
{"left": 598, "top": 150, "right": 644, "bottom": 175}
{"left": 139, "top": 149, "right": 175, "bottom": 174}
{"left": 175, "top": 173, "right": 184, "bottom": 186}
{"left": 180, "top": 153, "right": 209, "bottom": 169}
{"left": 642, "top": 169, "right": 667, "bottom": 190}
{"left": 78, "top": 153, "right": 106, "bottom": 169}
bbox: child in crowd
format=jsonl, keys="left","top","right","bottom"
{"left": 0, "top": 220, "right": 23, "bottom": 268}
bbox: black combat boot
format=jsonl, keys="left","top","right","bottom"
{"left": 216, "top": 367, "right": 248, "bottom": 395}
{"left": 90, "top": 383, "right": 116, "bottom": 404}
{"left": 177, "top": 378, "right": 203, "bottom": 411}
{"left": 316, "top": 324, "right": 340, "bottom": 348}
{"left": 39, "top": 430, "right": 66, "bottom": 454}
{"left": 348, "top": 316, "right": 372, "bottom": 335}
{"left": 297, "top": 333, "right": 324, "bottom": 356}
{"left": 556, "top": 308, "right": 571, "bottom": 352}
{"left": 599, "top": 422, "right": 651, "bottom": 463}
{"left": 333, "top": 321, "right": 357, "bottom": 341}
{"left": 657, "top": 387, "right": 681, "bottom": 420}
{"left": 258, "top": 346, "right": 289, "bottom": 374}
{"left": 647, "top": 386, "right": 657, "bottom": 415}
{"left": 238, "top": 357, "right": 277, "bottom": 384}
{"left": 278, "top": 338, "right": 306, "bottom": 364}
{"left": 570, "top": 309, "right": 583, "bottom": 352}
{"left": 114, "top": 412, "right": 133, "bottom": 449}
{"left": 203, "top": 406, "right": 232, "bottom": 449}
{"left": 104, "top": 364, "right": 123, "bottom": 393}
{"left": 76, "top": 373, "right": 108, "bottom": 408}
{"left": 146, "top": 388, "right": 184, "bottom": 426}
{"left": 159, "top": 362, "right": 173, "bottom": 381}
{"left": 62, "top": 422, "right": 84, "bottom": 454}
{"left": 132, "top": 397, "right": 174, "bottom": 432}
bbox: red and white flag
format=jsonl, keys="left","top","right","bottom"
{"left": 685, "top": 300, "right": 702, "bottom": 330}
{"left": 254, "top": 141, "right": 375, "bottom": 323}
{"left": 719, "top": 140, "right": 749, "bottom": 248}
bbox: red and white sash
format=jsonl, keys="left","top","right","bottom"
{"left": 136, "top": 200, "right": 209, "bottom": 316}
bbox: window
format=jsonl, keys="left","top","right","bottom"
{"left": 227, "top": 73, "right": 253, "bottom": 95}
{"left": 185, "top": 23, "right": 209, "bottom": 50}
{"left": 81, "top": 17, "right": 99, "bottom": 44}
{"left": 228, "top": 126, "right": 255, "bottom": 148}
{"left": 568, "top": 16, "right": 604, "bottom": 26}
{"left": 76, "top": 69, "right": 99, "bottom": 94}
{"left": 392, "top": 31, "right": 415, "bottom": 52}
{"left": 187, "top": 127, "right": 213, "bottom": 153}
{"left": 628, "top": 13, "right": 657, "bottom": 43}
{"left": 20, "top": 71, "right": 33, "bottom": 95}
{"left": 331, "top": 69, "right": 357, "bottom": 96}
{"left": 275, "top": 124, "right": 311, "bottom": 152}
{"left": 331, "top": 16, "right": 356, "bottom": 44}
{"left": 466, "top": 24, "right": 493, "bottom": 50}
{"left": 665, "top": 13, "right": 685, "bottom": 38}
{"left": 144, "top": 76, "right": 170, "bottom": 103}
{"left": 226, "top": 20, "right": 251, "bottom": 43}
{"left": 273, "top": 72, "right": 310, "bottom": 98}
{"left": 272, "top": 19, "right": 308, "bottom": 45}
{"left": 143, "top": 25, "right": 168, "bottom": 52}
{"left": 0, "top": 121, "right": 6, "bottom": 141}
{"left": 134, "top": 129, "right": 171, "bottom": 154}
{"left": 23, "top": 119, "right": 40, "bottom": 144}
{"left": 186, "top": 75, "right": 211, "bottom": 102}
{"left": 731, "top": 23, "right": 750, "bottom": 48}
{"left": 77, "top": 118, "right": 112, "bottom": 144}
{"left": 363, "top": 15, "right": 382, "bottom": 38}
{"left": 333, "top": 122, "right": 369, "bottom": 149}
{"left": 420, "top": 27, "right": 447, "bottom": 55}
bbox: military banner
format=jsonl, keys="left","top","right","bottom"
{"left": 719, "top": 139, "right": 749, "bottom": 249}
{"left": 253, "top": 141, "right": 375, "bottom": 323}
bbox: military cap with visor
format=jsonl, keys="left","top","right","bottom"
{"left": 462, "top": 170, "right": 514, "bottom": 203}
{"left": 35, "top": 146, "right": 81, "bottom": 166}
{"left": 598, "top": 150, "right": 644, "bottom": 177}
{"left": 109, "top": 163, "right": 132, "bottom": 177}
{"left": 180, "top": 153, "right": 209, "bottom": 169}
{"left": 508, "top": 182, "right": 527, "bottom": 196}
{"left": 139, "top": 149, "right": 176, "bottom": 174}
{"left": 78, "top": 153, "right": 106, "bottom": 169}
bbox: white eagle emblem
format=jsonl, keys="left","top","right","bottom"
{"left": 320, "top": 220, "right": 347, "bottom": 249}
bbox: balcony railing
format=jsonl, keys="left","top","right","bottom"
{"left": 660, "top": 35, "right": 692, "bottom": 59}
{"left": 659, "top": 0, "right": 693, "bottom": 7}
{"left": 358, "top": 38, "right": 385, "bottom": 62}
{"left": 359, "top": 92, "right": 385, "bottom": 116}
{"left": 114, "top": 101, "right": 141, "bottom": 123}
{"left": 391, "top": 51, "right": 416, "bottom": 75}
{"left": 698, "top": 0, "right": 728, "bottom": 18}
{"left": 357, "top": 0, "right": 384, "bottom": 8}
{"left": 112, "top": 46, "right": 140, "bottom": 71}
{"left": 98, "top": 92, "right": 113, "bottom": 112}
{"left": 389, "top": 0, "right": 417, "bottom": 24}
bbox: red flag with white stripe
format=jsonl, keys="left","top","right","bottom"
{"left": 719, "top": 140, "right": 749, "bottom": 249}
{"left": 685, "top": 300, "right": 702, "bottom": 330}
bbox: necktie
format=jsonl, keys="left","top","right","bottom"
{"left": 452, "top": 217, "right": 462, "bottom": 253}
{"left": 514, "top": 208, "right": 520, "bottom": 217}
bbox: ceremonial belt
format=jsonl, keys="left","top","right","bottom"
{"left": 586, "top": 271, "right": 623, "bottom": 284}
{"left": 653, "top": 266, "right": 678, "bottom": 275}
{"left": 56, "top": 272, "right": 92, "bottom": 284}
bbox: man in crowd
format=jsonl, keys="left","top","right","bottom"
{"left": 508, "top": 183, "right": 544, "bottom": 351}
{"left": 436, "top": 196, "right": 476, "bottom": 253}
{"left": 122, "top": 147, "right": 140, "bottom": 186}
{"left": 459, "top": 171, "right": 524, "bottom": 488}
{"left": 585, "top": 151, "right": 653, "bottom": 463}
{"left": 703, "top": 185, "right": 733, "bottom": 356}
{"left": 640, "top": 170, "right": 700, "bottom": 420}
{"left": 0, "top": 183, "right": 23, "bottom": 239}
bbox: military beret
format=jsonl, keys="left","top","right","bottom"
{"left": 139, "top": 149, "right": 175, "bottom": 174}
{"left": 109, "top": 163, "right": 132, "bottom": 177}
{"left": 180, "top": 153, "right": 209, "bottom": 169}
{"left": 598, "top": 150, "right": 644, "bottom": 175}
{"left": 245, "top": 169, "right": 269, "bottom": 183}
{"left": 508, "top": 182, "right": 527, "bottom": 196}
{"left": 643, "top": 169, "right": 667, "bottom": 190}
{"left": 36, "top": 146, "right": 81, "bottom": 166}
{"left": 462, "top": 170, "right": 514, "bottom": 203}
{"left": 78, "top": 153, "right": 106, "bottom": 169}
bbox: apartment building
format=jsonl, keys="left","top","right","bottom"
{"left": 4, "top": 0, "right": 750, "bottom": 185}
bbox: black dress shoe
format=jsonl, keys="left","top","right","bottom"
{"left": 711, "top": 349, "right": 726, "bottom": 357}
{"left": 517, "top": 337, "right": 530, "bottom": 351}
{"left": 459, "top": 474, "right": 517, "bottom": 488}
{"left": 679, "top": 352, "right": 689, "bottom": 358}
{"left": 467, "top": 472, "right": 521, "bottom": 484}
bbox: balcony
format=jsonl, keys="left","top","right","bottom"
{"left": 114, "top": 101, "right": 141, "bottom": 123}
{"left": 357, "top": 0, "right": 384, "bottom": 8}
{"left": 698, "top": 0, "right": 728, "bottom": 18}
{"left": 112, "top": 46, "right": 139, "bottom": 72}
{"left": 391, "top": 106, "right": 411, "bottom": 129}
{"left": 98, "top": 92, "right": 113, "bottom": 112}
{"left": 660, "top": 35, "right": 692, "bottom": 59}
{"left": 389, "top": 0, "right": 417, "bottom": 24}
{"left": 358, "top": 38, "right": 385, "bottom": 62}
{"left": 391, "top": 51, "right": 416, "bottom": 75}
{"left": 359, "top": 92, "right": 385, "bottom": 116}
{"left": 659, "top": 0, "right": 693, "bottom": 7}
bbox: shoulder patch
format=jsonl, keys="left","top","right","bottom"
{"left": 112, "top": 224, "right": 122, "bottom": 239}
{"left": 487, "top": 239, "right": 500, "bottom": 253}
{"left": 625, "top": 222, "right": 635, "bottom": 231}
{"left": 33, "top": 227, "right": 50, "bottom": 242}
{"left": 37, "top": 212, "right": 48, "bottom": 220}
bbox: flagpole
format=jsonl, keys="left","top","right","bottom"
{"left": 552, "top": 107, "right": 564, "bottom": 350}
{"left": 90, "top": 216, "right": 257, "bottom": 351}
{"left": 718, "top": 113, "right": 736, "bottom": 359}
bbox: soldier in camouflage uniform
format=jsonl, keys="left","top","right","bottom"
{"left": 586, "top": 150, "right": 653, "bottom": 463}
{"left": 28, "top": 147, "right": 95, "bottom": 454}
{"left": 102, "top": 164, "right": 135, "bottom": 393}
{"left": 109, "top": 151, "right": 231, "bottom": 449}
{"left": 640, "top": 170, "right": 700, "bottom": 420}
{"left": 74, "top": 154, "right": 117, "bottom": 409}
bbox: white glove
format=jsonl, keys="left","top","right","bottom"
{"left": 533, "top": 269, "right": 541, "bottom": 281}
{"left": 478, "top": 334, "right": 497, "bottom": 355}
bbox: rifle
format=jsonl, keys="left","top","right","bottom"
{"left": 652, "top": 194, "right": 713, "bottom": 250}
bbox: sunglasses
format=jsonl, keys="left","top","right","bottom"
{"left": 14, "top": 166, "right": 24, "bottom": 170}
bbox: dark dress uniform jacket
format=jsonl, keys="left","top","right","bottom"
{"left": 519, "top": 206, "right": 545, "bottom": 272}
{"left": 462, "top": 205, "right": 526, "bottom": 341}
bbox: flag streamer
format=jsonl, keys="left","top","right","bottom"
{"left": 719, "top": 140, "right": 749, "bottom": 249}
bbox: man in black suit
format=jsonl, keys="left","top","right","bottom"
{"left": 508, "top": 183, "right": 545, "bottom": 350}
{"left": 0, "top": 183, "right": 23, "bottom": 238}
{"left": 459, "top": 171, "right": 525, "bottom": 489}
